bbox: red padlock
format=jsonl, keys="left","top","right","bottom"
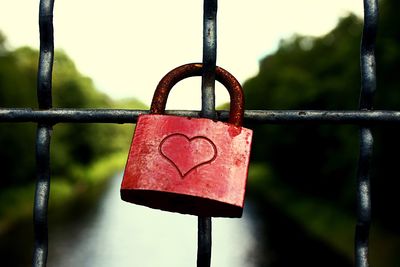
{"left": 121, "top": 63, "right": 252, "bottom": 217}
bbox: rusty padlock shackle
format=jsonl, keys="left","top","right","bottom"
{"left": 150, "top": 63, "right": 244, "bottom": 127}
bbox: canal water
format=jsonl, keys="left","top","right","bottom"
{"left": 46, "top": 173, "right": 263, "bottom": 267}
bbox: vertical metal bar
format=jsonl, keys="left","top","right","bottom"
{"left": 355, "top": 1, "right": 378, "bottom": 267}
{"left": 33, "top": 0, "right": 54, "bottom": 266}
{"left": 355, "top": 128, "right": 373, "bottom": 267}
{"left": 33, "top": 125, "right": 52, "bottom": 267}
{"left": 37, "top": 0, "right": 55, "bottom": 110}
{"left": 197, "top": 217, "right": 212, "bottom": 267}
{"left": 201, "top": 0, "right": 217, "bottom": 119}
{"left": 198, "top": 0, "right": 217, "bottom": 266}
{"left": 359, "top": 0, "right": 378, "bottom": 110}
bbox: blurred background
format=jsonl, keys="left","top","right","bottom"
{"left": 0, "top": 0, "right": 399, "bottom": 266}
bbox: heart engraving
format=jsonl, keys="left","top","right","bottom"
{"left": 159, "top": 133, "right": 217, "bottom": 178}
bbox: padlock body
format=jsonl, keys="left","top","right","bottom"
{"left": 121, "top": 114, "right": 252, "bottom": 217}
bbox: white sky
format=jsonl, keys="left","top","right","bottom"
{"left": 0, "top": 1, "right": 363, "bottom": 109}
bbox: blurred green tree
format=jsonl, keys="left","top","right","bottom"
{"left": 0, "top": 35, "right": 146, "bottom": 188}
{"left": 245, "top": 13, "right": 362, "bottom": 208}
{"left": 243, "top": 0, "right": 400, "bottom": 265}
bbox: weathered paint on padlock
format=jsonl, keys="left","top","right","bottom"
{"left": 121, "top": 63, "right": 252, "bottom": 217}
{"left": 121, "top": 115, "right": 252, "bottom": 217}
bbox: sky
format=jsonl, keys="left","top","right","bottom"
{"left": 0, "top": 0, "right": 363, "bottom": 109}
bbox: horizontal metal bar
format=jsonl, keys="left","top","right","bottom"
{"left": 1, "top": 108, "right": 400, "bottom": 125}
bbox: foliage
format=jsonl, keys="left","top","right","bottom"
{"left": 245, "top": 14, "right": 362, "bottom": 210}
{"left": 243, "top": 0, "right": 400, "bottom": 265}
{"left": 0, "top": 33, "right": 149, "bottom": 235}
{"left": 0, "top": 38, "right": 145, "bottom": 188}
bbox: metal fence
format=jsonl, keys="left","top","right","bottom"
{"left": 0, "top": 0, "right": 383, "bottom": 266}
